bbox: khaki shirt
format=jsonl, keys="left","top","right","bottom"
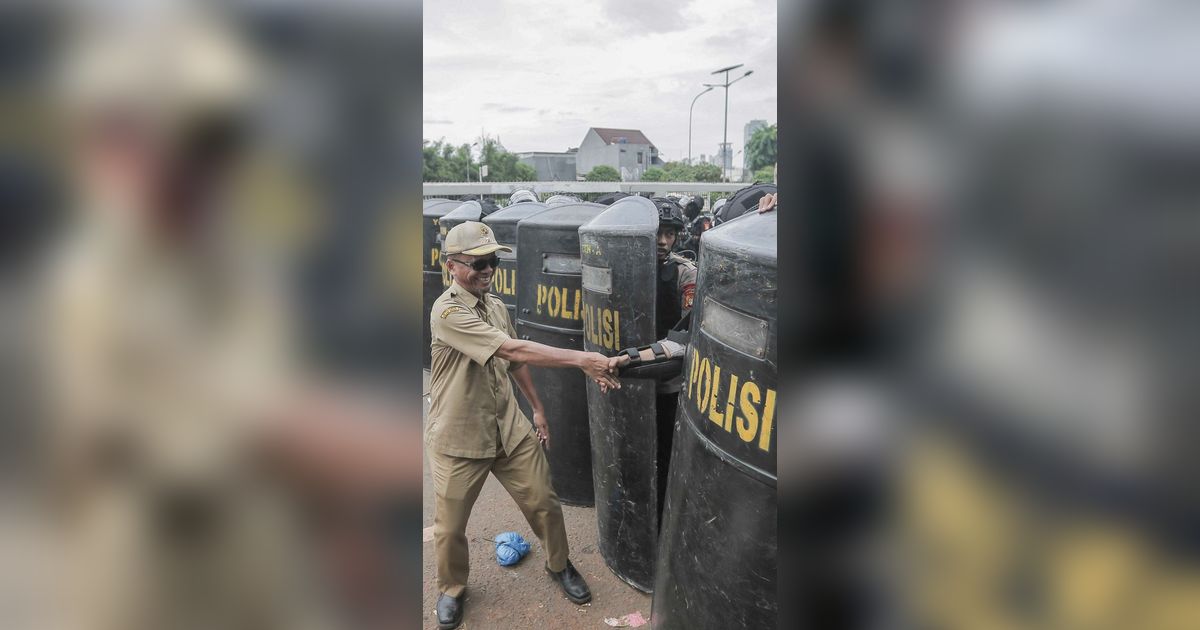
{"left": 426, "top": 281, "right": 532, "bottom": 458}
{"left": 668, "top": 253, "right": 698, "bottom": 311}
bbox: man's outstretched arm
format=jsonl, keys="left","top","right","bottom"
{"left": 495, "top": 338, "right": 622, "bottom": 391}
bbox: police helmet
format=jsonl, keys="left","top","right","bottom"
{"left": 509, "top": 190, "right": 538, "bottom": 204}
{"left": 652, "top": 197, "right": 686, "bottom": 231}
{"left": 545, "top": 194, "right": 581, "bottom": 205}
{"left": 594, "top": 191, "right": 631, "bottom": 206}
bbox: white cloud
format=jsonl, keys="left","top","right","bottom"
{"left": 423, "top": 0, "right": 776, "bottom": 163}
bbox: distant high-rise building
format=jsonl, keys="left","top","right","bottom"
{"left": 717, "top": 142, "right": 733, "bottom": 175}
{"left": 743, "top": 119, "right": 768, "bottom": 170}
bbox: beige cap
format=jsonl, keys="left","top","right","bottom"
{"left": 444, "top": 221, "right": 512, "bottom": 256}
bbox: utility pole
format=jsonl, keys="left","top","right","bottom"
{"left": 689, "top": 86, "right": 715, "bottom": 165}
{"left": 710, "top": 64, "right": 753, "bottom": 181}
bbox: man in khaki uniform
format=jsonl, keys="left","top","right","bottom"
{"left": 428, "top": 220, "right": 621, "bottom": 629}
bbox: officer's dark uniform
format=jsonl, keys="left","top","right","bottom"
{"left": 651, "top": 199, "right": 697, "bottom": 523}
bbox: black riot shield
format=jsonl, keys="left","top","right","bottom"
{"left": 483, "top": 202, "right": 548, "bottom": 324}
{"left": 485, "top": 202, "right": 550, "bottom": 423}
{"left": 579, "top": 196, "right": 659, "bottom": 591}
{"left": 652, "top": 211, "right": 777, "bottom": 629}
{"left": 516, "top": 202, "right": 605, "bottom": 506}
{"left": 424, "top": 199, "right": 460, "bottom": 369}
{"left": 438, "top": 201, "right": 483, "bottom": 290}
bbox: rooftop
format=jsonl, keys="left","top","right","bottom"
{"left": 589, "top": 127, "right": 656, "bottom": 149}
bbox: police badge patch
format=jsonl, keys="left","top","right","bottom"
{"left": 682, "top": 285, "right": 696, "bottom": 310}
{"left": 440, "top": 305, "right": 469, "bottom": 318}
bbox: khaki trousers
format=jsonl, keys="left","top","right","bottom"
{"left": 429, "top": 433, "right": 570, "bottom": 597}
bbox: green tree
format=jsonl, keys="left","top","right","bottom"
{"left": 478, "top": 136, "right": 537, "bottom": 181}
{"left": 745, "top": 124, "right": 777, "bottom": 172}
{"left": 692, "top": 163, "right": 723, "bottom": 182}
{"left": 584, "top": 165, "right": 621, "bottom": 182}
{"left": 753, "top": 164, "right": 775, "bottom": 183}
{"left": 660, "top": 161, "right": 695, "bottom": 181}
{"left": 422, "top": 136, "right": 538, "bottom": 182}
{"left": 422, "top": 138, "right": 477, "bottom": 182}
{"left": 513, "top": 162, "right": 537, "bottom": 181}
{"left": 641, "top": 167, "right": 667, "bottom": 182}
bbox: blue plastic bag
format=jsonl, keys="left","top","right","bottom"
{"left": 493, "top": 531, "right": 530, "bottom": 566}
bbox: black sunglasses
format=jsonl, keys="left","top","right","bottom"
{"left": 450, "top": 255, "right": 500, "bottom": 271}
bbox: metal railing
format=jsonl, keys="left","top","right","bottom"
{"left": 422, "top": 181, "right": 749, "bottom": 197}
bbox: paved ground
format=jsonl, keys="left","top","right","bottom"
{"left": 421, "top": 371, "right": 651, "bottom": 630}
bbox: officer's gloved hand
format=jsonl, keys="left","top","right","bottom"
{"left": 616, "top": 340, "right": 687, "bottom": 381}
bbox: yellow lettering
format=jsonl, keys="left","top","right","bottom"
{"left": 724, "top": 374, "right": 739, "bottom": 432}
{"left": 738, "top": 382, "right": 761, "bottom": 445}
{"left": 613, "top": 310, "right": 620, "bottom": 349}
{"left": 548, "top": 285, "right": 560, "bottom": 317}
{"left": 758, "top": 388, "right": 776, "bottom": 452}
{"left": 492, "top": 269, "right": 514, "bottom": 296}
{"left": 708, "top": 365, "right": 724, "bottom": 427}
{"left": 698, "top": 359, "right": 711, "bottom": 413}
{"left": 430, "top": 247, "right": 440, "bottom": 267}
{"left": 573, "top": 290, "right": 582, "bottom": 321}
{"left": 601, "top": 310, "right": 613, "bottom": 349}
{"left": 688, "top": 348, "right": 700, "bottom": 395}
{"left": 536, "top": 284, "right": 547, "bottom": 314}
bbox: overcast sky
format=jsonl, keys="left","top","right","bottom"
{"left": 423, "top": 0, "right": 776, "bottom": 164}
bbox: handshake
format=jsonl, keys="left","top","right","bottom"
{"left": 583, "top": 339, "right": 689, "bottom": 392}
{"left": 581, "top": 352, "right": 629, "bottom": 393}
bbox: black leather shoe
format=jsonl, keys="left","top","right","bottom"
{"left": 435, "top": 591, "right": 463, "bottom": 629}
{"left": 546, "top": 560, "right": 592, "bottom": 604}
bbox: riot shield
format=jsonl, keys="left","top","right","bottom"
{"left": 483, "top": 201, "right": 548, "bottom": 324}
{"left": 515, "top": 202, "right": 605, "bottom": 506}
{"left": 652, "top": 210, "right": 778, "bottom": 628}
{"left": 579, "top": 196, "right": 659, "bottom": 591}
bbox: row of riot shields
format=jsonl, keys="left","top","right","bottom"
{"left": 580, "top": 196, "right": 778, "bottom": 628}
{"left": 421, "top": 194, "right": 778, "bottom": 627}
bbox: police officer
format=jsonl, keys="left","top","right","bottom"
{"left": 428, "top": 221, "right": 622, "bottom": 629}
{"left": 652, "top": 198, "right": 698, "bottom": 339}
{"left": 647, "top": 198, "right": 697, "bottom": 520}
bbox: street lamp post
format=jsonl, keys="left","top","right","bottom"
{"left": 470, "top": 141, "right": 481, "bottom": 182}
{"left": 688, "top": 86, "right": 715, "bottom": 165}
{"left": 710, "top": 64, "right": 753, "bottom": 181}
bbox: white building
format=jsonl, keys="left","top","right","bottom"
{"left": 575, "top": 127, "right": 662, "bottom": 181}
{"left": 516, "top": 150, "right": 577, "bottom": 181}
